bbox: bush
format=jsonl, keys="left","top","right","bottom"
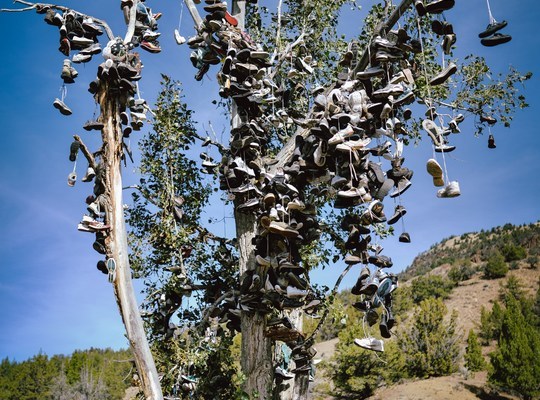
{"left": 448, "top": 261, "right": 476, "bottom": 283}
{"left": 398, "top": 298, "right": 460, "bottom": 378}
{"left": 489, "top": 295, "right": 540, "bottom": 400}
{"left": 484, "top": 251, "right": 508, "bottom": 279}
{"left": 410, "top": 275, "right": 455, "bottom": 302}
{"left": 329, "top": 322, "right": 406, "bottom": 398}
{"left": 501, "top": 244, "right": 527, "bottom": 262}
{"left": 526, "top": 256, "right": 538, "bottom": 269}
{"left": 464, "top": 330, "right": 486, "bottom": 372}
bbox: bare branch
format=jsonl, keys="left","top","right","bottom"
{"left": 122, "top": 185, "right": 159, "bottom": 207}
{"left": 198, "top": 290, "right": 238, "bottom": 330}
{"left": 73, "top": 135, "right": 96, "bottom": 169}
{"left": 183, "top": 0, "right": 203, "bottom": 30}
{"left": 2, "top": 1, "right": 114, "bottom": 40}
{"left": 269, "top": 32, "right": 306, "bottom": 78}
{"left": 0, "top": 4, "right": 36, "bottom": 12}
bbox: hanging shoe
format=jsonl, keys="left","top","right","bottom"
{"left": 96, "top": 260, "right": 108, "bottom": 274}
{"left": 442, "top": 33, "right": 456, "bottom": 54}
{"left": 488, "top": 134, "right": 496, "bottom": 149}
{"left": 387, "top": 205, "right": 407, "bottom": 225}
{"left": 481, "top": 33, "right": 512, "bottom": 47}
{"left": 425, "top": 0, "right": 455, "bottom": 14}
{"left": 379, "top": 313, "right": 391, "bottom": 338}
{"left": 141, "top": 40, "right": 162, "bottom": 53}
{"left": 53, "top": 98, "right": 72, "bottom": 116}
{"left": 69, "top": 140, "right": 80, "bottom": 162}
{"left": 414, "top": 0, "right": 427, "bottom": 16}
{"left": 426, "top": 158, "right": 444, "bottom": 187}
{"left": 429, "top": 62, "right": 457, "bottom": 86}
{"left": 354, "top": 337, "right": 384, "bottom": 352}
{"left": 478, "top": 20, "right": 508, "bottom": 38}
{"left": 67, "top": 171, "right": 77, "bottom": 187}
{"left": 399, "top": 232, "right": 411, "bottom": 243}
{"left": 437, "top": 181, "right": 461, "bottom": 198}
{"left": 81, "top": 167, "right": 96, "bottom": 182}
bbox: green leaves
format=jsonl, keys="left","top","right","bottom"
{"left": 489, "top": 295, "right": 540, "bottom": 400}
{"left": 398, "top": 298, "right": 460, "bottom": 378}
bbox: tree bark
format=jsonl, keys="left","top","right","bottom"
{"left": 98, "top": 82, "right": 163, "bottom": 400}
{"left": 234, "top": 210, "right": 274, "bottom": 399}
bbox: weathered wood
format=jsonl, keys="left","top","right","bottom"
{"left": 234, "top": 208, "right": 274, "bottom": 398}
{"left": 99, "top": 82, "right": 163, "bottom": 400}
{"left": 183, "top": 0, "right": 203, "bottom": 29}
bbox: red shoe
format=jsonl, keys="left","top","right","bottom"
{"left": 140, "top": 40, "right": 161, "bottom": 53}
{"left": 59, "top": 37, "right": 70, "bottom": 56}
{"left": 224, "top": 11, "right": 238, "bottom": 27}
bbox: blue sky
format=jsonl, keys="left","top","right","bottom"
{"left": 0, "top": 0, "right": 538, "bottom": 362}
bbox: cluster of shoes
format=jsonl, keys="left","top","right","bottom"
{"left": 88, "top": 37, "right": 143, "bottom": 104}
{"left": 39, "top": 6, "right": 103, "bottom": 59}
{"left": 183, "top": 2, "right": 425, "bottom": 360}
{"left": 187, "top": 0, "right": 262, "bottom": 82}
{"left": 67, "top": 130, "right": 118, "bottom": 279}
{"left": 120, "top": 0, "right": 162, "bottom": 53}
{"left": 36, "top": 5, "right": 104, "bottom": 115}
{"left": 274, "top": 342, "right": 320, "bottom": 382}
{"left": 416, "top": 0, "right": 511, "bottom": 47}
{"left": 351, "top": 267, "right": 398, "bottom": 349}
{"left": 189, "top": 0, "right": 502, "bottom": 360}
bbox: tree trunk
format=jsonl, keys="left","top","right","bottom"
{"left": 98, "top": 82, "right": 163, "bottom": 400}
{"left": 230, "top": 1, "right": 275, "bottom": 398}
{"left": 235, "top": 210, "right": 274, "bottom": 398}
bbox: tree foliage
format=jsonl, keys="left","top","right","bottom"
{"left": 464, "top": 329, "right": 486, "bottom": 373}
{"left": 0, "top": 349, "right": 132, "bottom": 400}
{"left": 410, "top": 275, "right": 455, "bottom": 303}
{"left": 398, "top": 298, "right": 460, "bottom": 378}
{"left": 0, "top": 0, "right": 533, "bottom": 397}
{"left": 484, "top": 251, "right": 508, "bottom": 279}
{"left": 489, "top": 295, "right": 540, "bottom": 400}
{"left": 329, "top": 322, "right": 406, "bottom": 399}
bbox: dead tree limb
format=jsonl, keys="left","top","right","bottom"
{"left": 73, "top": 135, "right": 96, "bottom": 169}
{"left": 1, "top": 0, "right": 115, "bottom": 40}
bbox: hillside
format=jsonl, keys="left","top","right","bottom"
{"left": 399, "top": 221, "right": 540, "bottom": 281}
{"left": 311, "top": 221, "right": 540, "bottom": 400}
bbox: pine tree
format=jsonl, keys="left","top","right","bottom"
{"left": 484, "top": 251, "right": 508, "bottom": 279}
{"left": 464, "top": 329, "right": 486, "bottom": 373}
{"left": 489, "top": 295, "right": 540, "bottom": 400}
{"left": 398, "top": 298, "right": 460, "bottom": 378}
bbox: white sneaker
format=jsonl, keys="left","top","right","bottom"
{"left": 275, "top": 366, "right": 294, "bottom": 380}
{"left": 286, "top": 286, "right": 309, "bottom": 298}
{"left": 72, "top": 53, "right": 92, "bottom": 63}
{"left": 354, "top": 337, "right": 384, "bottom": 352}
{"left": 71, "top": 36, "right": 94, "bottom": 46}
{"left": 437, "top": 181, "right": 461, "bottom": 198}
{"left": 143, "top": 29, "right": 161, "bottom": 41}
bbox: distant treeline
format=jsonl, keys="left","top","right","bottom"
{"left": 0, "top": 347, "right": 133, "bottom": 400}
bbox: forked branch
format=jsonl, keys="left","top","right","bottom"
{"left": 73, "top": 135, "right": 96, "bottom": 169}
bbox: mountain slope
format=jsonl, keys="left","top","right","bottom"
{"left": 312, "top": 221, "right": 540, "bottom": 400}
